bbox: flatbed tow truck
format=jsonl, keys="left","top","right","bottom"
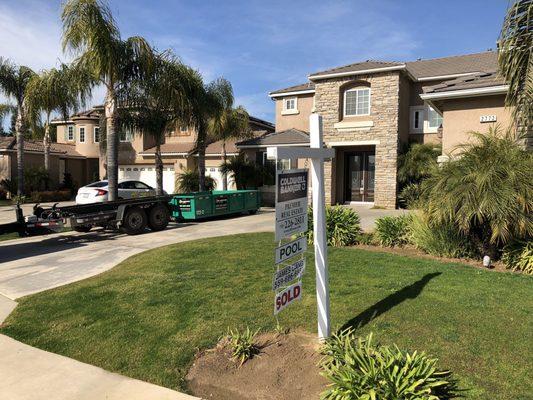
{"left": 0, "top": 190, "right": 261, "bottom": 237}
{"left": 0, "top": 196, "right": 172, "bottom": 237}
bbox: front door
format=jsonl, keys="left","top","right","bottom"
{"left": 344, "top": 151, "right": 375, "bottom": 202}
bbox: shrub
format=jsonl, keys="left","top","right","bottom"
{"left": 502, "top": 240, "right": 533, "bottom": 274}
{"left": 409, "top": 213, "right": 478, "bottom": 259}
{"left": 398, "top": 143, "right": 441, "bottom": 186}
{"left": 357, "top": 232, "right": 376, "bottom": 246}
{"left": 30, "top": 190, "right": 72, "bottom": 203}
{"left": 399, "top": 182, "right": 424, "bottom": 209}
{"left": 25, "top": 167, "right": 50, "bottom": 192}
{"left": 176, "top": 169, "right": 216, "bottom": 193}
{"left": 375, "top": 214, "right": 412, "bottom": 247}
{"left": 320, "top": 330, "right": 459, "bottom": 400}
{"left": 220, "top": 154, "right": 271, "bottom": 189}
{"left": 307, "top": 206, "right": 361, "bottom": 247}
{"left": 226, "top": 327, "right": 260, "bottom": 366}
{"left": 1, "top": 178, "right": 17, "bottom": 197}
{"left": 421, "top": 128, "right": 533, "bottom": 258}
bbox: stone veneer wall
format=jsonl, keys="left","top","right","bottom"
{"left": 314, "top": 72, "right": 401, "bottom": 209}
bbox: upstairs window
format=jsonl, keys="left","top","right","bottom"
{"left": 428, "top": 106, "right": 443, "bottom": 129}
{"left": 344, "top": 88, "right": 370, "bottom": 117}
{"left": 79, "top": 127, "right": 86, "bottom": 143}
{"left": 67, "top": 125, "right": 74, "bottom": 141}
{"left": 94, "top": 127, "right": 100, "bottom": 143}
{"left": 284, "top": 97, "right": 296, "bottom": 111}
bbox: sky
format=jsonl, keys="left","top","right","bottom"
{"left": 0, "top": 0, "right": 509, "bottom": 125}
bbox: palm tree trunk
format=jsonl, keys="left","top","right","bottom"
{"left": 221, "top": 140, "right": 228, "bottom": 190}
{"left": 197, "top": 145, "right": 206, "bottom": 192}
{"left": 155, "top": 137, "right": 163, "bottom": 196}
{"left": 105, "top": 94, "right": 118, "bottom": 201}
{"left": 15, "top": 106, "right": 24, "bottom": 197}
{"left": 43, "top": 118, "right": 51, "bottom": 172}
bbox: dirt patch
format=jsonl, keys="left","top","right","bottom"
{"left": 353, "top": 244, "right": 512, "bottom": 273}
{"left": 186, "top": 331, "right": 328, "bottom": 400}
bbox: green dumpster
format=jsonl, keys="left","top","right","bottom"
{"left": 170, "top": 190, "right": 260, "bottom": 220}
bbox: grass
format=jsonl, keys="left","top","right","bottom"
{"left": 0, "top": 232, "right": 21, "bottom": 242}
{"left": 1, "top": 233, "right": 531, "bottom": 398}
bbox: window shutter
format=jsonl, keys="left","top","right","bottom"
{"left": 64, "top": 126, "right": 68, "bottom": 141}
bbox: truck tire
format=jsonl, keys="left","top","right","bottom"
{"left": 74, "top": 226, "right": 91, "bottom": 233}
{"left": 122, "top": 206, "right": 147, "bottom": 235}
{"left": 148, "top": 204, "right": 170, "bottom": 231}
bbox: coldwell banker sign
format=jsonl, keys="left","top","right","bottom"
{"left": 275, "top": 169, "right": 308, "bottom": 241}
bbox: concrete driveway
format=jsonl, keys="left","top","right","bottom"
{"left": 0, "top": 201, "right": 76, "bottom": 224}
{"left": 0, "top": 210, "right": 274, "bottom": 300}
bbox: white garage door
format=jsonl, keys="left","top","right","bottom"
{"left": 119, "top": 165, "right": 175, "bottom": 194}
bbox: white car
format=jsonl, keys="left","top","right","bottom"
{"left": 75, "top": 180, "right": 159, "bottom": 204}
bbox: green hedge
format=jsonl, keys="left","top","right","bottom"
{"left": 307, "top": 206, "right": 361, "bottom": 247}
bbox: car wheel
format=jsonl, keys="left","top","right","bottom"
{"left": 148, "top": 204, "right": 170, "bottom": 231}
{"left": 121, "top": 206, "right": 147, "bottom": 235}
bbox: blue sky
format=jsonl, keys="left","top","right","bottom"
{"left": 0, "top": 0, "right": 508, "bottom": 124}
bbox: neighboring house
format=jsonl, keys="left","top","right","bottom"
{"left": 244, "top": 51, "right": 514, "bottom": 209}
{"left": 0, "top": 136, "right": 88, "bottom": 190}
{"left": 52, "top": 110, "right": 274, "bottom": 193}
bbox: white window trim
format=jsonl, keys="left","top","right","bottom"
{"left": 93, "top": 126, "right": 100, "bottom": 143}
{"left": 67, "top": 125, "right": 75, "bottom": 141}
{"left": 281, "top": 97, "right": 299, "bottom": 115}
{"left": 78, "top": 126, "right": 86, "bottom": 143}
{"left": 343, "top": 87, "right": 371, "bottom": 117}
{"left": 425, "top": 106, "right": 442, "bottom": 133}
{"left": 410, "top": 106, "right": 425, "bottom": 134}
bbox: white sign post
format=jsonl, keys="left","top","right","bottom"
{"left": 268, "top": 114, "right": 335, "bottom": 340}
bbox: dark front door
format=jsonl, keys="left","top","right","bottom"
{"left": 344, "top": 151, "right": 375, "bottom": 202}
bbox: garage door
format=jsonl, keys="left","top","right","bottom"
{"left": 206, "top": 166, "right": 235, "bottom": 190}
{"left": 119, "top": 165, "right": 175, "bottom": 194}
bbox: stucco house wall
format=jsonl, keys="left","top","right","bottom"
{"left": 275, "top": 94, "right": 314, "bottom": 133}
{"left": 439, "top": 95, "right": 512, "bottom": 154}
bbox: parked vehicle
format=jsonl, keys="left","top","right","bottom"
{"left": 75, "top": 180, "right": 163, "bottom": 204}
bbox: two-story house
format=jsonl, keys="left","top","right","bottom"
{"left": 52, "top": 108, "right": 274, "bottom": 192}
{"left": 239, "top": 51, "right": 514, "bottom": 209}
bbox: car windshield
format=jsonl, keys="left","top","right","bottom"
{"left": 86, "top": 181, "right": 108, "bottom": 188}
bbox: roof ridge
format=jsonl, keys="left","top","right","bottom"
{"left": 406, "top": 50, "right": 496, "bottom": 64}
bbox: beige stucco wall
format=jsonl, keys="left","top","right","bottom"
{"left": 439, "top": 95, "right": 512, "bottom": 154}
{"left": 314, "top": 72, "right": 401, "bottom": 209}
{"left": 275, "top": 93, "right": 314, "bottom": 132}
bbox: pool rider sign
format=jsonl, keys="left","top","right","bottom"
{"left": 273, "top": 169, "right": 308, "bottom": 315}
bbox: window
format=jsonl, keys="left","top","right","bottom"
{"left": 410, "top": 106, "right": 424, "bottom": 133}
{"left": 67, "top": 125, "right": 74, "bottom": 141}
{"left": 94, "top": 127, "right": 100, "bottom": 143}
{"left": 79, "top": 127, "right": 85, "bottom": 143}
{"left": 133, "top": 181, "right": 151, "bottom": 190}
{"left": 344, "top": 88, "right": 370, "bottom": 117}
{"left": 428, "top": 106, "right": 443, "bottom": 129}
{"left": 277, "top": 158, "right": 291, "bottom": 170}
{"left": 177, "top": 125, "right": 190, "bottom": 136}
{"left": 120, "top": 128, "right": 133, "bottom": 142}
{"left": 284, "top": 97, "right": 296, "bottom": 111}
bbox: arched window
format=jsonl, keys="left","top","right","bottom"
{"left": 343, "top": 85, "right": 371, "bottom": 117}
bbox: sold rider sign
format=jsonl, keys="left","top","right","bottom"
{"left": 274, "top": 281, "right": 302, "bottom": 315}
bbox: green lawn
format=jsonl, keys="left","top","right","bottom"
{"left": 1, "top": 233, "right": 531, "bottom": 399}
{"left": 0, "top": 232, "right": 20, "bottom": 241}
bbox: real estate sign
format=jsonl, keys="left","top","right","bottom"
{"left": 275, "top": 169, "right": 308, "bottom": 241}
{"left": 274, "top": 236, "right": 307, "bottom": 264}
{"left": 272, "top": 258, "right": 305, "bottom": 291}
{"left": 274, "top": 281, "right": 302, "bottom": 315}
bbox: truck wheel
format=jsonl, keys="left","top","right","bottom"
{"left": 148, "top": 204, "right": 170, "bottom": 231}
{"left": 122, "top": 206, "right": 147, "bottom": 235}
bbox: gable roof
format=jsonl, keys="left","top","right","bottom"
{"left": 423, "top": 72, "right": 506, "bottom": 94}
{"left": 236, "top": 128, "right": 310, "bottom": 148}
{"left": 309, "top": 60, "right": 404, "bottom": 80}
{"left": 0, "top": 137, "right": 84, "bottom": 157}
{"left": 406, "top": 51, "right": 498, "bottom": 80}
{"left": 269, "top": 82, "right": 316, "bottom": 97}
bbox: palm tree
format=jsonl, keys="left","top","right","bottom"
{"left": 498, "top": 0, "right": 532, "bottom": 141}
{"left": 26, "top": 63, "right": 91, "bottom": 172}
{"left": 0, "top": 58, "right": 36, "bottom": 195}
{"left": 189, "top": 78, "right": 233, "bottom": 191}
{"left": 422, "top": 127, "right": 533, "bottom": 259}
{"left": 116, "top": 53, "right": 202, "bottom": 195}
{"left": 62, "top": 0, "right": 155, "bottom": 200}
{"left": 208, "top": 104, "right": 251, "bottom": 190}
